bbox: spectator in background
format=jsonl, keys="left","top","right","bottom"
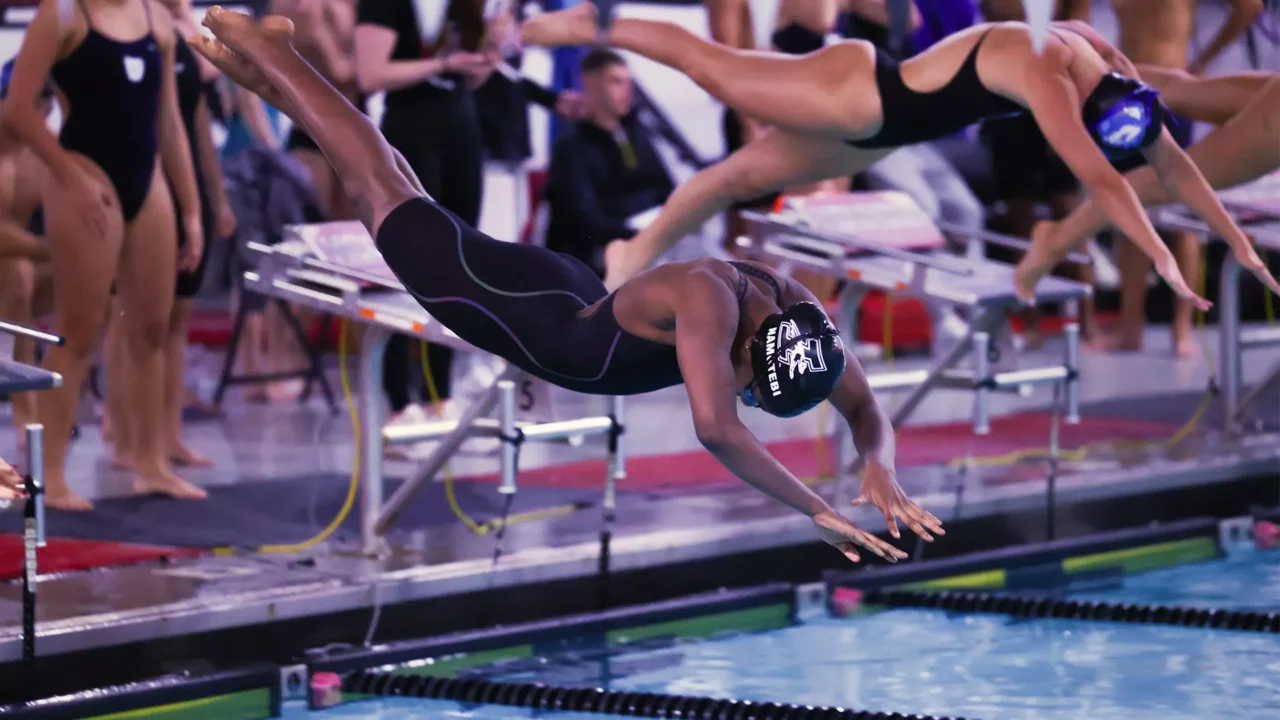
{"left": 356, "top": 0, "right": 495, "bottom": 439}
{"left": 546, "top": 50, "right": 674, "bottom": 278}
{"left": 1107, "top": 0, "right": 1261, "bottom": 356}
{"left": 474, "top": 0, "right": 588, "bottom": 242}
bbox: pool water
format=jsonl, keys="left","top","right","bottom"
{"left": 290, "top": 551, "right": 1280, "bottom": 720}
{"left": 1070, "top": 551, "right": 1280, "bottom": 611}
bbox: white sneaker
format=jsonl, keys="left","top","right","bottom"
{"left": 385, "top": 404, "right": 431, "bottom": 460}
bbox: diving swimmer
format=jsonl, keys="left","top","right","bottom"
{"left": 187, "top": 7, "right": 943, "bottom": 564}
{"left": 1018, "top": 68, "right": 1280, "bottom": 303}
{"left": 507, "top": 8, "right": 1280, "bottom": 308}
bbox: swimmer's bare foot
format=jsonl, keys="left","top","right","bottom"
{"left": 132, "top": 465, "right": 208, "bottom": 500}
{"left": 46, "top": 488, "right": 94, "bottom": 512}
{"left": 1171, "top": 324, "right": 1200, "bottom": 359}
{"left": 192, "top": 10, "right": 293, "bottom": 107}
{"left": 1096, "top": 329, "right": 1144, "bottom": 353}
{"left": 170, "top": 444, "right": 214, "bottom": 468}
{"left": 1014, "top": 220, "right": 1063, "bottom": 305}
{"left": 520, "top": 3, "right": 599, "bottom": 48}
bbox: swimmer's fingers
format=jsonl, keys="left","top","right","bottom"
{"left": 895, "top": 499, "right": 944, "bottom": 542}
{"left": 813, "top": 510, "right": 905, "bottom": 563}
{"left": 851, "top": 528, "right": 907, "bottom": 562}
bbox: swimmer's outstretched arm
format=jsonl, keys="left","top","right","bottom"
{"left": 154, "top": 10, "right": 205, "bottom": 271}
{"left": 1022, "top": 38, "right": 1209, "bottom": 308}
{"left": 1019, "top": 77, "right": 1280, "bottom": 301}
{"left": 677, "top": 268, "right": 907, "bottom": 563}
{"left": 785, "top": 278, "right": 942, "bottom": 541}
{"left": 1140, "top": 130, "right": 1280, "bottom": 296}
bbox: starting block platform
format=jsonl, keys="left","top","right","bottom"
{"left": 245, "top": 223, "right": 626, "bottom": 557}
{"left": 1150, "top": 170, "right": 1280, "bottom": 434}
{"left": 735, "top": 192, "right": 1091, "bottom": 468}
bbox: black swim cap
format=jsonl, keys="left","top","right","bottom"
{"left": 741, "top": 302, "right": 846, "bottom": 418}
{"left": 1082, "top": 73, "right": 1166, "bottom": 162}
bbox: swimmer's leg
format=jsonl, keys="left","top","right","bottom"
{"left": 1139, "top": 66, "right": 1275, "bottom": 126}
{"left": 607, "top": 129, "right": 890, "bottom": 287}
{"left": 520, "top": 4, "right": 869, "bottom": 136}
{"left": 116, "top": 170, "right": 206, "bottom": 499}
{"left": 191, "top": 10, "right": 420, "bottom": 235}
{"left": 0, "top": 259, "right": 38, "bottom": 439}
{"left": 1017, "top": 78, "right": 1280, "bottom": 299}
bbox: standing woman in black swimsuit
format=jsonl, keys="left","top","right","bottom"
{"left": 5, "top": 0, "right": 206, "bottom": 510}
{"left": 513, "top": 10, "right": 1280, "bottom": 305}
{"left": 106, "top": 0, "right": 238, "bottom": 471}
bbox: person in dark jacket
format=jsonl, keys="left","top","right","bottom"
{"left": 545, "top": 49, "right": 674, "bottom": 277}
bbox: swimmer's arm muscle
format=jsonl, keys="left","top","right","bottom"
{"left": 3, "top": 0, "right": 77, "bottom": 185}
{"left": 193, "top": 99, "right": 229, "bottom": 222}
{"left": 1143, "top": 130, "right": 1251, "bottom": 254}
{"left": 353, "top": 24, "right": 449, "bottom": 94}
{"left": 0, "top": 220, "right": 45, "bottom": 260}
{"left": 1056, "top": 21, "right": 1138, "bottom": 79}
{"left": 155, "top": 14, "right": 202, "bottom": 229}
{"left": 1190, "top": 0, "right": 1263, "bottom": 75}
{"left": 1024, "top": 54, "right": 1178, "bottom": 274}
{"left": 677, "top": 273, "right": 831, "bottom": 517}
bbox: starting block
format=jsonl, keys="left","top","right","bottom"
{"left": 245, "top": 222, "right": 626, "bottom": 556}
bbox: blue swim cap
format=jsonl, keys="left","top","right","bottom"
{"left": 1082, "top": 73, "right": 1166, "bottom": 162}
{"left": 742, "top": 302, "right": 846, "bottom": 418}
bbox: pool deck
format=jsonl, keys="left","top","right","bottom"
{"left": 0, "top": 325, "right": 1277, "bottom": 696}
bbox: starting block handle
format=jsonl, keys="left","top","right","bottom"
{"left": 740, "top": 210, "right": 975, "bottom": 277}
{"left": 934, "top": 221, "right": 1092, "bottom": 266}
{"left": 1064, "top": 324, "right": 1081, "bottom": 424}
{"left": 0, "top": 320, "right": 63, "bottom": 348}
{"left": 972, "top": 332, "right": 992, "bottom": 435}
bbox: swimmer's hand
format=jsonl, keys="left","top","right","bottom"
{"left": 1235, "top": 241, "right": 1280, "bottom": 298}
{"left": 852, "top": 463, "right": 944, "bottom": 543}
{"left": 812, "top": 509, "right": 908, "bottom": 564}
{"left": 0, "top": 458, "right": 24, "bottom": 501}
{"left": 67, "top": 171, "right": 114, "bottom": 240}
{"left": 1154, "top": 256, "right": 1213, "bottom": 313}
{"left": 215, "top": 202, "right": 238, "bottom": 239}
{"left": 179, "top": 215, "right": 205, "bottom": 273}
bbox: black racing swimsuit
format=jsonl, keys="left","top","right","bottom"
{"left": 375, "top": 197, "right": 687, "bottom": 396}
{"left": 51, "top": 0, "right": 161, "bottom": 221}
{"left": 845, "top": 29, "right": 1025, "bottom": 149}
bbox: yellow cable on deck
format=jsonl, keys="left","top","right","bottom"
{"left": 226, "top": 319, "right": 362, "bottom": 556}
